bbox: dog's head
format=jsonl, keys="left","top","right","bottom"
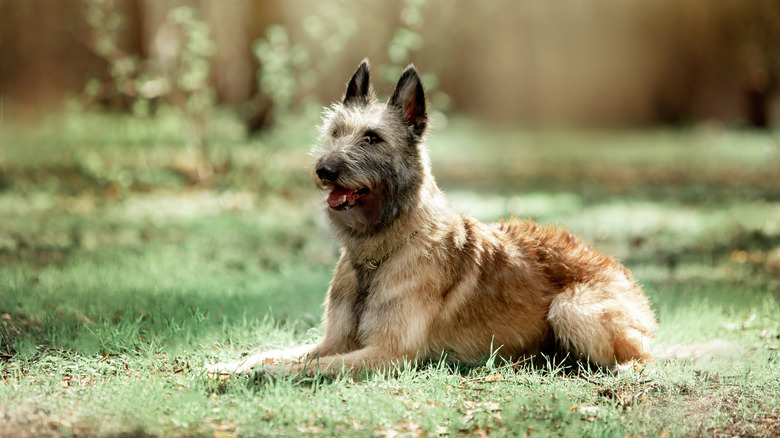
{"left": 313, "top": 59, "right": 429, "bottom": 234}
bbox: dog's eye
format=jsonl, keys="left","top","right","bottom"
{"left": 331, "top": 127, "right": 339, "bottom": 138}
{"left": 364, "top": 131, "right": 382, "bottom": 145}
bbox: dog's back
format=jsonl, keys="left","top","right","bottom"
{"left": 409, "top": 215, "right": 657, "bottom": 367}
{"left": 499, "top": 219, "right": 657, "bottom": 365}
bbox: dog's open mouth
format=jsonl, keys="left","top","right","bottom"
{"left": 327, "top": 186, "right": 370, "bottom": 210}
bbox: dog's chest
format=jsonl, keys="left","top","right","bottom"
{"left": 351, "top": 264, "right": 374, "bottom": 328}
{"left": 348, "top": 261, "right": 415, "bottom": 342}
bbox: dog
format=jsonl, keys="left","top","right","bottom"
{"left": 208, "top": 60, "right": 657, "bottom": 377}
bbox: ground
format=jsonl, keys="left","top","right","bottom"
{"left": 0, "top": 111, "right": 778, "bottom": 436}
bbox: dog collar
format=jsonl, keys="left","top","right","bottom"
{"left": 364, "top": 230, "right": 420, "bottom": 270}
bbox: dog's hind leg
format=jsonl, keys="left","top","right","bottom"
{"left": 546, "top": 280, "right": 656, "bottom": 368}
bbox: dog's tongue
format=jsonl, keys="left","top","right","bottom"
{"left": 328, "top": 187, "right": 354, "bottom": 207}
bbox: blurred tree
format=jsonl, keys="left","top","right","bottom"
{"left": 741, "top": 0, "right": 780, "bottom": 128}
{"left": 204, "top": 0, "right": 254, "bottom": 106}
{"left": 0, "top": 0, "right": 122, "bottom": 117}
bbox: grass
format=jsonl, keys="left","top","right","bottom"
{"left": 1, "top": 109, "right": 779, "bottom": 436}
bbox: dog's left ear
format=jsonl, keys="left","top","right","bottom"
{"left": 388, "top": 65, "right": 427, "bottom": 139}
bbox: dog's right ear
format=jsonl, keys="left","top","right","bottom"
{"left": 343, "top": 59, "right": 371, "bottom": 106}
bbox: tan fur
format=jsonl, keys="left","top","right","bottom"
{"left": 208, "top": 61, "right": 657, "bottom": 378}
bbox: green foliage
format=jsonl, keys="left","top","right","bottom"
{"left": 167, "top": 7, "right": 217, "bottom": 120}
{"left": 383, "top": 0, "right": 451, "bottom": 113}
{"left": 252, "top": 0, "right": 451, "bottom": 120}
{"left": 252, "top": 23, "right": 328, "bottom": 116}
{"left": 253, "top": 2, "right": 359, "bottom": 117}
{"left": 81, "top": 1, "right": 217, "bottom": 151}
{"left": 384, "top": 0, "right": 427, "bottom": 78}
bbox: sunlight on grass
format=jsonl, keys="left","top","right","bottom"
{"left": 1, "top": 113, "right": 779, "bottom": 436}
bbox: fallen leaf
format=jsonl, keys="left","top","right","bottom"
{"left": 403, "top": 399, "right": 421, "bottom": 410}
{"left": 376, "top": 420, "right": 424, "bottom": 438}
{"left": 482, "top": 402, "right": 501, "bottom": 411}
{"left": 296, "top": 424, "right": 323, "bottom": 434}
{"left": 577, "top": 405, "right": 600, "bottom": 415}
{"left": 576, "top": 405, "right": 600, "bottom": 422}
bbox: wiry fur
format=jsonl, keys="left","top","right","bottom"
{"left": 208, "top": 60, "right": 657, "bottom": 377}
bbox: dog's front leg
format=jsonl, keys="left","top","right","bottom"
{"left": 207, "top": 263, "right": 365, "bottom": 377}
{"left": 274, "top": 346, "right": 407, "bottom": 377}
{"left": 276, "top": 291, "right": 434, "bottom": 377}
{"left": 304, "top": 256, "right": 364, "bottom": 357}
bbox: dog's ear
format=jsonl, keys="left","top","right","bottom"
{"left": 343, "top": 59, "right": 372, "bottom": 106}
{"left": 388, "top": 64, "right": 427, "bottom": 138}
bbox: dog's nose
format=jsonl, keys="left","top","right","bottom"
{"left": 316, "top": 163, "right": 340, "bottom": 183}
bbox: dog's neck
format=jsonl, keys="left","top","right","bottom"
{"left": 334, "top": 170, "right": 459, "bottom": 269}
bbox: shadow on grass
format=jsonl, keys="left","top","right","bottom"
{"left": 0, "top": 249, "right": 332, "bottom": 359}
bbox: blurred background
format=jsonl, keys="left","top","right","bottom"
{"left": 2, "top": 0, "right": 780, "bottom": 127}
{"left": 0, "top": 0, "right": 779, "bottom": 362}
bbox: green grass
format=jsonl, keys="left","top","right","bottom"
{"left": 1, "top": 110, "right": 779, "bottom": 436}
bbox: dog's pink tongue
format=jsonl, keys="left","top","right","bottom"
{"left": 328, "top": 187, "right": 353, "bottom": 207}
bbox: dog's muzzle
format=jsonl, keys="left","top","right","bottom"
{"left": 316, "top": 162, "right": 371, "bottom": 210}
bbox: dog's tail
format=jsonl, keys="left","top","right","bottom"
{"left": 546, "top": 278, "right": 657, "bottom": 367}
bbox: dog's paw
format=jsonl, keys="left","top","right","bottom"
{"left": 205, "top": 358, "right": 287, "bottom": 380}
{"left": 205, "top": 360, "right": 255, "bottom": 380}
{"left": 205, "top": 345, "right": 317, "bottom": 380}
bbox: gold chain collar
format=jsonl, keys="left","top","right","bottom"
{"left": 364, "top": 230, "right": 420, "bottom": 271}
